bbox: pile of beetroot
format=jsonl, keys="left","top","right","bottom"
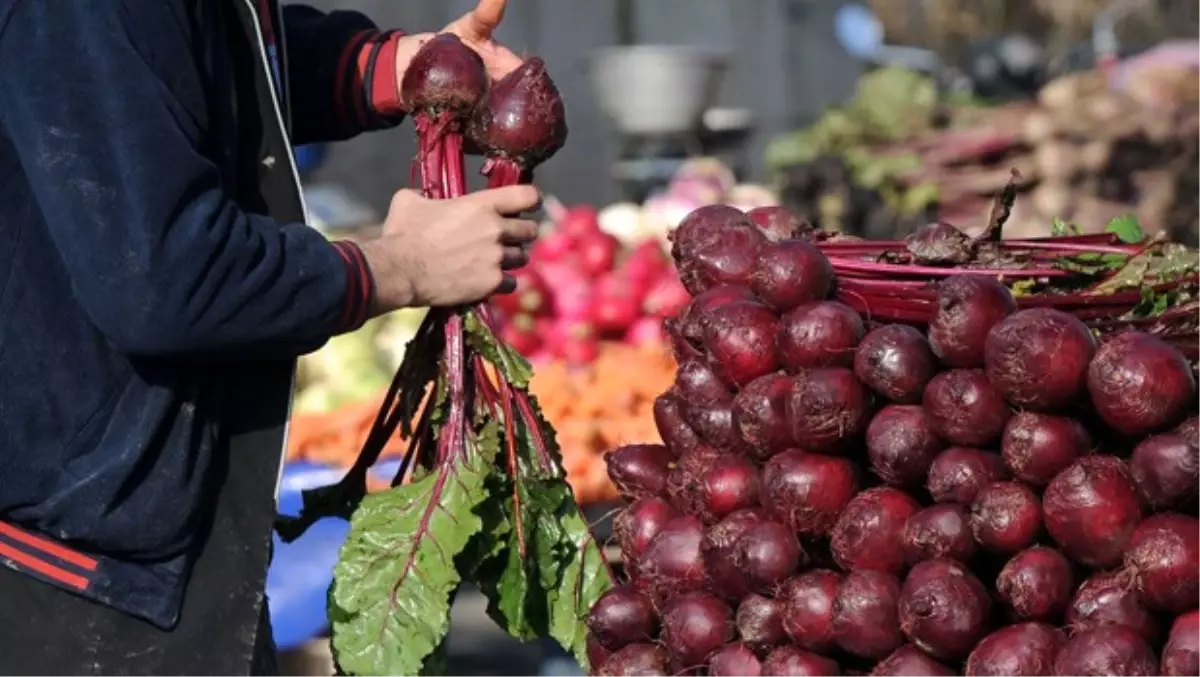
{"left": 586, "top": 204, "right": 1199, "bottom": 676}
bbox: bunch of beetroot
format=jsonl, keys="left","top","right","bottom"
{"left": 586, "top": 204, "right": 1199, "bottom": 676}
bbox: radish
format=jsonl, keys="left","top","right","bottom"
{"left": 1001, "top": 412, "right": 1092, "bottom": 486}
{"left": 898, "top": 558, "right": 991, "bottom": 661}
{"left": 735, "top": 593, "right": 786, "bottom": 656}
{"left": 586, "top": 585, "right": 658, "bottom": 651}
{"left": 558, "top": 204, "right": 600, "bottom": 240}
{"left": 732, "top": 372, "right": 794, "bottom": 459}
{"left": 660, "top": 591, "right": 734, "bottom": 673}
{"left": 750, "top": 240, "right": 834, "bottom": 312}
{"left": 577, "top": 231, "right": 621, "bottom": 279}
{"left": 590, "top": 273, "right": 640, "bottom": 333}
{"left": 597, "top": 643, "right": 668, "bottom": 677}
{"left": 762, "top": 450, "right": 859, "bottom": 536}
{"left": 761, "top": 646, "right": 841, "bottom": 676}
{"left": 779, "top": 569, "right": 842, "bottom": 653}
{"left": 1162, "top": 611, "right": 1200, "bottom": 677}
{"left": 1123, "top": 513, "right": 1199, "bottom": 613}
{"left": 1087, "top": 331, "right": 1197, "bottom": 436}
{"left": 605, "top": 444, "right": 674, "bottom": 500}
{"left": 965, "top": 622, "right": 1064, "bottom": 677}
{"left": 498, "top": 314, "right": 542, "bottom": 356}
{"left": 1053, "top": 625, "right": 1159, "bottom": 676}
{"left": 995, "top": 546, "right": 1073, "bottom": 621}
{"left": 902, "top": 504, "right": 977, "bottom": 564}
{"left": 1067, "top": 571, "right": 1161, "bottom": 645}
{"left": 927, "top": 447, "right": 1009, "bottom": 504}
{"left": 985, "top": 308, "right": 1096, "bottom": 411}
{"left": 641, "top": 274, "right": 690, "bottom": 320}
{"left": 922, "top": 369, "right": 1012, "bottom": 447}
{"left": 1129, "top": 433, "right": 1199, "bottom": 511}
{"left": 702, "top": 300, "right": 780, "bottom": 387}
{"left": 621, "top": 239, "right": 669, "bottom": 293}
{"left": 854, "top": 325, "right": 938, "bottom": 404}
{"left": 1043, "top": 455, "right": 1143, "bottom": 568}
{"left": 529, "top": 227, "right": 576, "bottom": 263}
{"left": 968, "top": 481, "right": 1042, "bottom": 553}
{"left": 928, "top": 275, "right": 1016, "bottom": 368}
{"left": 832, "top": 569, "right": 905, "bottom": 659}
{"left": 778, "top": 301, "right": 864, "bottom": 371}
{"left": 708, "top": 642, "right": 762, "bottom": 676}
{"left": 490, "top": 266, "right": 549, "bottom": 317}
{"left": 831, "top": 487, "right": 920, "bottom": 574}
{"left": 624, "top": 317, "right": 665, "bottom": 348}
{"left": 866, "top": 405, "right": 944, "bottom": 487}
{"left": 872, "top": 645, "right": 955, "bottom": 676}
{"left": 788, "top": 367, "right": 874, "bottom": 453}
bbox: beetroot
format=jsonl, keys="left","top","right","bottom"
{"left": 898, "top": 558, "right": 992, "bottom": 661}
{"left": 1088, "top": 331, "right": 1197, "bottom": 436}
{"left": 702, "top": 509, "right": 765, "bottom": 601}
{"left": 788, "top": 368, "right": 874, "bottom": 453}
{"left": 468, "top": 57, "right": 567, "bottom": 169}
{"left": 872, "top": 645, "right": 956, "bottom": 676}
{"left": 1177, "top": 417, "right": 1199, "bottom": 448}
{"left": 733, "top": 521, "right": 803, "bottom": 591}
{"left": 614, "top": 498, "right": 679, "bottom": 569}
{"left": 761, "top": 646, "right": 841, "bottom": 676}
{"left": 733, "top": 372, "right": 795, "bottom": 458}
{"left": 677, "top": 221, "right": 767, "bottom": 296}
{"left": 665, "top": 445, "right": 723, "bottom": 516}
{"left": 778, "top": 301, "right": 865, "bottom": 371}
{"left": 1053, "top": 625, "right": 1159, "bottom": 676}
{"left": 586, "top": 634, "right": 612, "bottom": 673}
{"left": 678, "top": 285, "right": 758, "bottom": 348}
{"left": 746, "top": 205, "right": 813, "bottom": 242}
{"left": 922, "top": 369, "right": 1012, "bottom": 447}
{"left": 866, "top": 405, "right": 944, "bottom": 487}
{"left": 636, "top": 515, "right": 707, "bottom": 603}
{"left": 675, "top": 360, "right": 732, "bottom": 410}
{"left": 1043, "top": 455, "right": 1142, "bottom": 567}
{"left": 762, "top": 450, "right": 859, "bottom": 536}
{"left": 965, "top": 622, "right": 1064, "bottom": 676}
{"left": 985, "top": 308, "right": 1097, "bottom": 411}
{"left": 968, "top": 481, "right": 1043, "bottom": 553}
{"left": 854, "top": 325, "right": 938, "bottom": 404}
{"left": 697, "top": 455, "right": 761, "bottom": 523}
{"left": 832, "top": 569, "right": 905, "bottom": 659}
{"left": 735, "top": 593, "right": 787, "bottom": 656}
{"left": 605, "top": 444, "right": 674, "bottom": 500}
{"left": 831, "top": 487, "right": 920, "bottom": 573}
{"left": 1002, "top": 412, "right": 1092, "bottom": 486}
{"left": 586, "top": 585, "right": 658, "bottom": 651}
{"left": 903, "top": 504, "right": 977, "bottom": 564}
{"left": 672, "top": 205, "right": 750, "bottom": 263}
{"left": 399, "top": 34, "right": 488, "bottom": 115}
{"left": 660, "top": 592, "right": 734, "bottom": 673}
{"left": 1067, "top": 571, "right": 1160, "bottom": 644}
{"left": 779, "top": 569, "right": 842, "bottom": 652}
{"left": 1162, "top": 611, "right": 1200, "bottom": 676}
{"left": 928, "top": 275, "right": 1016, "bottom": 368}
{"left": 1130, "top": 433, "right": 1199, "bottom": 511}
{"left": 996, "top": 546, "right": 1073, "bottom": 621}
{"left": 652, "top": 392, "right": 702, "bottom": 456}
{"left": 686, "top": 402, "right": 744, "bottom": 452}
{"left": 708, "top": 642, "right": 762, "bottom": 676}
{"left": 927, "top": 447, "right": 1009, "bottom": 504}
{"left": 598, "top": 643, "right": 669, "bottom": 676}
{"left": 702, "top": 300, "right": 781, "bottom": 387}
{"left": 1124, "top": 513, "right": 1199, "bottom": 613}
{"left": 750, "top": 240, "right": 833, "bottom": 311}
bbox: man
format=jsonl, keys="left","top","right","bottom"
{"left": 0, "top": 0, "right": 537, "bottom": 673}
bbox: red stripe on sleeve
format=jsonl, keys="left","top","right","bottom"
{"left": 333, "top": 30, "right": 374, "bottom": 132}
{"left": 365, "top": 32, "right": 405, "bottom": 118}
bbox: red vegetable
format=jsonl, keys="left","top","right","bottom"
{"left": 467, "top": 57, "right": 567, "bottom": 182}
{"left": 676, "top": 221, "right": 767, "bottom": 295}
{"left": 732, "top": 372, "right": 795, "bottom": 458}
{"left": 927, "top": 447, "right": 1008, "bottom": 504}
{"left": 1001, "top": 412, "right": 1091, "bottom": 486}
{"left": 735, "top": 593, "right": 787, "bottom": 656}
{"left": 605, "top": 444, "right": 674, "bottom": 500}
{"left": 652, "top": 392, "right": 701, "bottom": 457}
{"left": 598, "top": 643, "right": 669, "bottom": 676}
{"left": 586, "top": 585, "right": 658, "bottom": 651}
{"left": 1162, "top": 611, "right": 1200, "bottom": 677}
{"left": 928, "top": 275, "right": 1016, "bottom": 368}
{"left": 968, "top": 481, "right": 1043, "bottom": 553}
{"left": 965, "top": 622, "right": 1064, "bottom": 676}
{"left": 733, "top": 521, "right": 803, "bottom": 592}
{"left": 866, "top": 405, "right": 944, "bottom": 487}
{"left": 1087, "top": 331, "right": 1197, "bottom": 436}
{"left": 702, "top": 509, "right": 765, "bottom": 602}
{"left": 788, "top": 367, "right": 874, "bottom": 453}
{"left": 1129, "top": 433, "right": 1199, "bottom": 511}
{"left": 675, "top": 359, "right": 733, "bottom": 409}
{"left": 762, "top": 450, "right": 859, "bottom": 536}
{"left": 903, "top": 504, "right": 977, "bottom": 564}
{"left": 490, "top": 266, "right": 549, "bottom": 317}
{"left": 985, "top": 308, "right": 1096, "bottom": 411}
{"left": 779, "top": 569, "right": 843, "bottom": 652}
{"left": 761, "top": 646, "right": 841, "bottom": 676}
{"left": 996, "top": 546, "right": 1073, "bottom": 621}
{"left": 678, "top": 285, "right": 757, "bottom": 349}
{"left": 831, "top": 487, "right": 920, "bottom": 574}
{"left": 832, "top": 569, "right": 905, "bottom": 659}
{"left": 665, "top": 445, "right": 723, "bottom": 516}
{"left": 1067, "top": 571, "right": 1160, "bottom": 644}
{"left": 922, "top": 369, "right": 1012, "bottom": 447}
{"left": 778, "top": 301, "right": 865, "bottom": 371}
{"left": 703, "top": 300, "right": 781, "bottom": 388}
{"left": 1123, "top": 513, "right": 1199, "bottom": 613}
{"left": 872, "top": 645, "right": 955, "bottom": 676}
{"left": 708, "top": 642, "right": 762, "bottom": 677}
{"left": 854, "top": 325, "right": 938, "bottom": 404}
{"left": 614, "top": 497, "right": 679, "bottom": 570}
{"left": 399, "top": 33, "right": 487, "bottom": 116}
{"left": 670, "top": 205, "right": 752, "bottom": 271}
{"left": 1043, "top": 455, "right": 1143, "bottom": 567}
{"left": 579, "top": 232, "right": 621, "bottom": 279}
{"left": 898, "top": 558, "right": 992, "bottom": 661}
{"left": 660, "top": 592, "right": 734, "bottom": 673}
{"left": 750, "top": 239, "right": 833, "bottom": 311}
{"left": 1053, "top": 625, "right": 1159, "bottom": 676}
{"left": 586, "top": 634, "right": 612, "bottom": 673}
{"left": 746, "top": 205, "right": 812, "bottom": 242}
{"left": 635, "top": 515, "right": 707, "bottom": 603}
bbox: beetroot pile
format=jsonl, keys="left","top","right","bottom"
{"left": 587, "top": 204, "right": 1199, "bottom": 676}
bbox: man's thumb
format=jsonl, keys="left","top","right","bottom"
{"left": 450, "top": 0, "right": 507, "bottom": 42}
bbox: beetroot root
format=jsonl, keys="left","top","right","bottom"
{"left": 605, "top": 444, "right": 674, "bottom": 500}
{"left": 1043, "top": 455, "right": 1143, "bottom": 568}
{"left": 903, "top": 503, "right": 977, "bottom": 564}
{"left": 996, "top": 546, "right": 1073, "bottom": 621}
{"left": 831, "top": 487, "right": 920, "bottom": 574}
{"left": 1162, "top": 611, "right": 1200, "bottom": 677}
{"left": 779, "top": 569, "right": 843, "bottom": 653}
{"left": 898, "top": 558, "right": 992, "bottom": 661}
{"left": 1087, "top": 331, "right": 1197, "bottom": 436}
{"left": 854, "top": 324, "right": 938, "bottom": 404}
{"left": 1129, "top": 433, "right": 1199, "bottom": 512}
{"left": 1067, "top": 571, "right": 1160, "bottom": 645}
{"left": 598, "top": 643, "right": 669, "bottom": 676}
{"left": 708, "top": 642, "right": 763, "bottom": 677}
{"left": 866, "top": 404, "right": 944, "bottom": 487}
{"left": 635, "top": 515, "right": 707, "bottom": 603}
{"left": 586, "top": 585, "right": 658, "bottom": 651}
{"left": 968, "top": 481, "right": 1043, "bottom": 553}
{"left": 922, "top": 369, "right": 1012, "bottom": 447}
{"left": 735, "top": 593, "right": 786, "bottom": 656}
{"left": 984, "top": 307, "right": 1096, "bottom": 411}
{"left": 832, "top": 569, "right": 905, "bottom": 660}
{"left": 762, "top": 646, "right": 841, "bottom": 676}
{"left": 1001, "top": 412, "right": 1091, "bottom": 486}
{"left": 660, "top": 592, "right": 734, "bottom": 673}
{"left": 1053, "top": 625, "right": 1159, "bottom": 676}
{"left": 788, "top": 367, "right": 874, "bottom": 453}
{"left": 750, "top": 239, "right": 833, "bottom": 311}
{"left": 703, "top": 300, "right": 781, "bottom": 388}
{"left": 927, "top": 447, "right": 1008, "bottom": 504}
{"left": 1123, "top": 513, "right": 1199, "bottom": 614}
{"left": 872, "top": 645, "right": 956, "bottom": 676}
{"left": 778, "top": 301, "right": 864, "bottom": 371}
{"left": 733, "top": 372, "right": 795, "bottom": 458}
{"left": 762, "top": 450, "right": 859, "bottom": 536}
{"left": 965, "top": 622, "right": 1064, "bottom": 676}
{"left": 928, "top": 275, "right": 1016, "bottom": 368}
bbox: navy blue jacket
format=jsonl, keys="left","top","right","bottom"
{"left": 0, "top": 0, "right": 404, "bottom": 627}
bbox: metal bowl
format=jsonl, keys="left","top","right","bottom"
{"left": 589, "top": 45, "right": 731, "bottom": 136}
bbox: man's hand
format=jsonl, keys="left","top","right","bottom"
{"left": 394, "top": 0, "right": 523, "bottom": 106}
{"left": 358, "top": 185, "right": 540, "bottom": 313}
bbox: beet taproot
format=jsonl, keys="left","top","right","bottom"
{"left": 872, "top": 645, "right": 956, "bottom": 676}
{"left": 733, "top": 521, "right": 803, "bottom": 592}
{"left": 671, "top": 205, "right": 750, "bottom": 264}
{"left": 703, "top": 300, "right": 781, "bottom": 388}
{"left": 1162, "top": 611, "right": 1200, "bottom": 676}
{"left": 831, "top": 487, "right": 920, "bottom": 574}
{"left": 1067, "top": 571, "right": 1160, "bottom": 644}
{"left": 1053, "top": 625, "right": 1159, "bottom": 676}
{"left": 788, "top": 367, "right": 874, "bottom": 452}
{"left": 927, "top": 447, "right": 1009, "bottom": 504}
{"left": 586, "top": 585, "right": 658, "bottom": 651}
{"left": 678, "top": 285, "right": 758, "bottom": 349}
{"left": 696, "top": 454, "right": 761, "bottom": 523}
{"left": 832, "top": 569, "right": 905, "bottom": 660}
{"left": 1087, "top": 331, "right": 1196, "bottom": 436}
{"left": 636, "top": 515, "right": 707, "bottom": 603}
{"left": 677, "top": 222, "right": 767, "bottom": 296}
{"left": 854, "top": 324, "right": 938, "bottom": 404}
{"left": 733, "top": 372, "right": 795, "bottom": 458}
{"left": 605, "top": 444, "right": 674, "bottom": 500}
{"left": 735, "top": 593, "right": 786, "bottom": 656}
{"left": 996, "top": 546, "right": 1073, "bottom": 621}
{"left": 1001, "top": 412, "right": 1092, "bottom": 486}
{"left": 903, "top": 504, "right": 977, "bottom": 564}
{"left": 1129, "top": 433, "right": 1199, "bottom": 512}
{"left": 1124, "top": 513, "right": 1199, "bottom": 613}
{"left": 762, "top": 450, "right": 859, "bottom": 536}
{"left": 660, "top": 592, "right": 734, "bottom": 673}
{"left": 778, "top": 301, "right": 865, "bottom": 371}
{"left": 969, "top": 481, "right": 1043, "bottom": 553}
{"left": 702, "top": 509, "right": 765, "bottom": 602}
{"left": 779, "top": 569, "right": 843, "bottom": 653}
{"left": 898, "top": 557, "right": 992, "bottom": 661}
{"left": 708, "top": 642, "right": 762, "bottom": 676}
{"left": 923, "top": 369, "right": 1012, "bottom": 447}
{"left": 761, "top": 646, "right": 841, "bottom": 676}
{"left": 928, "top": 275, "right": 1016, "bottom": 368}
{"left": 467, "top": 57, "right": 567, "bottom": 167}
{"left": 750, "top": 239, "right": 834, "bottom": 312}
{"left": 866, "top": 405, "right": 944, "bottom": 487}
{"left": 399, "top": 34, "right": 488, "bottom": 116}
{"left": 1043, "top": 455, "right": 1142, "bottom": 567}
{"left": 598, "top": 643, "right": 669, "bottom": 676}
{"left": 965, "top": 622, "right": 1064, "bottom": 676}
{"left": 615, "top": 497, "right": 679, "bottom": 569}
{"left": 653, "top": 391, "right": 702, "bottom": 457}
{"left": 985, "top": 308, "right": 1096, "bottom": 411}
{"left": 746, "top": 205, "right": 812, "bottom": 241}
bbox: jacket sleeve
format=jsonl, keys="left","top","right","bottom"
{"left": 0, "top": 0, "right": 374, "bottom": 359}
{"left": 281, "top": 5, "right": 408, "bottom": 145}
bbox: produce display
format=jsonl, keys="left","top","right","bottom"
{"left": 585, "top": 201, "right": 1199, "bottom": 676}
{"left": 276, "top": 36, "right": 610, "bottom": 676}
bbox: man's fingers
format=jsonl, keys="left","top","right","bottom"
{"left": 500, "top": 246, "right": 528, "bottom": 270}
{"left": 447, "top": 0, "right": 506, "bottom": 42}
{"left": 499, "top": 218, "right": 539, "bottom": 246}
{"left": 482, "top": 44, "right": 524, "bottom": 80}
{"left": 495, "top": 274, "right": 517, "bottom": 296}
{"left": 466, "top": 184, "right": 541, "bottom": 215}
